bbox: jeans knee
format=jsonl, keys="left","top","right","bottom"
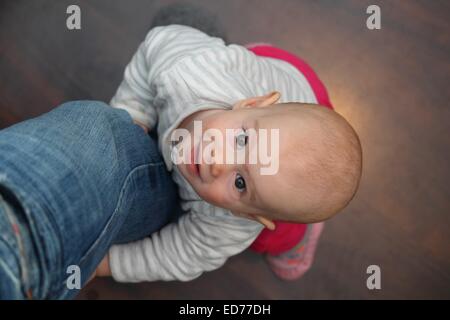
{"left": 57, "top": 100, "right": 132, "bottom": 129}
{"left": 59, "top": 100, "right": 113, "bottom": 119}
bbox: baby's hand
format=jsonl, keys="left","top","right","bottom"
{"left": 134, "top": 120, "right": 149, "bottom": 133}
{"left": 86, "top": 254, "right": 111, "bottom": 285}
{"left": 95, "top": 254, "right": 112, "bottom": 277}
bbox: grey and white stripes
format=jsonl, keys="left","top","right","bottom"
{"left": 108, "top": 25, "right": 316, "bottom": 282}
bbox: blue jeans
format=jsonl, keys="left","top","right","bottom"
{"left": 0, "top": 101, "right": 181, "bottom": 299}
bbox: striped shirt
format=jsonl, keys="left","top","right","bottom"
{"left": 108, "top": 25, "right": 317, "bottom": 282}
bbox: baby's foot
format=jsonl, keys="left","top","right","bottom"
{"left": 265, "top": 222, "right": 324, "bottom": 281}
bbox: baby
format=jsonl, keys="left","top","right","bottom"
{"left": 95, "top": 24, "right": 362, "bottom": 282}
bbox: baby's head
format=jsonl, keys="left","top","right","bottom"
{"left": 175, "top": 91, "right": 362, "bottom": 229}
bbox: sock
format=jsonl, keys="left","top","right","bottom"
{"left": 265, "top": 222, "right": 324, "bottom": 281}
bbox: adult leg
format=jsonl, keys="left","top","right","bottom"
{"left": 0, "top": 101, "right": 180, "bottom": 299}
{"left": 0, "top": 192, "right": 32, "bottom": 299}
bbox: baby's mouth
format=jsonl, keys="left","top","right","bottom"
{"left": 187, "top": 143, "right": 202, "bottom": 180}
{"left": 195, "top": 163, "right": 200, "bottom": 177}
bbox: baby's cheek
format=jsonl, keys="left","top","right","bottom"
{"left": 200, "top": 185, "right": 229, "bottom": 207}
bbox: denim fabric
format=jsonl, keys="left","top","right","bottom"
{"left": 0, "top": 101, "right": 181, "bottom": 299}
{"left": 0, "top": 193, "right": 29, "bottom": 299}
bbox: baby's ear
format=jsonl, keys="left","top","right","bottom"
{"left": 254, "top": 215, "right": 276, "bottom": 230}
{"left": 233, "top": 91, "right": 281, "bottom": 110}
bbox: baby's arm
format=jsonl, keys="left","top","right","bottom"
{"left": 110, "top": 25, "right": 225, "bottom": 131}
{"left": 110, "top": 31, "right": 159, "bottom": 131}
{"left": 106, "top": 210, "right": 263, "bottom": 282}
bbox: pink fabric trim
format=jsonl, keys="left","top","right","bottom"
{"left": 250, "top": 222, "right": 307, "bottom": 255}
{"left": 246, "top": 44, "right": 333, "bottom": 109}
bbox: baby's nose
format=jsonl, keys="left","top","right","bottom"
{"left": 210, "top": 162, "right": 224, "bottom": 178}
{"left": 210, "top": 162, "right": 233, "bottom": 178}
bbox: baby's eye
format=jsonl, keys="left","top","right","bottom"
{"left": 235, "top": 129, "right": 248, "bottom": 149}
{"left": 234, "top": 173, "right": 246, "bottom": 192}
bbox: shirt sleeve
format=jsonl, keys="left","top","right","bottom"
{"left": 110, "top": 24, "right": 226, "bottom": 130}
{"left": 108, "top": 209, "right": 263, "bottom": 282}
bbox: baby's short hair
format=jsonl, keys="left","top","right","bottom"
{"left": 274, "top": 103, "right": 362, "bottom": 223}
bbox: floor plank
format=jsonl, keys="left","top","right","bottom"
{"left": 0, "top": 0, "right": 449, "bottom": 299}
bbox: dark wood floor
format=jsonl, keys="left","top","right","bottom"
{"left": 1, "top": 0, "right": 449, "bottom": 299}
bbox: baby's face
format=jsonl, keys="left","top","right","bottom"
{"left": 174, "top": 99, "right": 362, "bottom": 224}
{"left": 175, "top": 105, "right": 301, "bottom": 218}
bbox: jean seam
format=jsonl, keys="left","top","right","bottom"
{"left": 55, "top": 161, "right": 165, "bottom": 298}
{"left": 1, "top": 151, "right": 65, "bottom": 294}
{"left": 0, "top": 252, "right": 21, "bottom": 297}
{"left": 75, "top": 161, "right": 165, "bottom": 273}
{"left": 0, "top": 196, "right": 30, "bottom": 297}
{"left": 0, "top": 238, "right": 21, "bottom": 283}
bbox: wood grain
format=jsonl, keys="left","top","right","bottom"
{"left": 0, "top": 0, "right": 448, "bottom": 299}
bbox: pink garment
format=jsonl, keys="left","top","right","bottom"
{"left": 246, "top": 43, "right": 333, "bottom": 255}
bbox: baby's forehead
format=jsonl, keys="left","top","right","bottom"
{"left": 250, "top": 155, "right": 302, "bottom": 194}
{"left": 255, "top": 110, "right": 315, "bottom": 140}
{"left": 249, "top": 165, "right": 302, "bottom": 215}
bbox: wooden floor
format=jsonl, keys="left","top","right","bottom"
{"left": 0, "top": 0, "right": 449, "bottom": 299}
